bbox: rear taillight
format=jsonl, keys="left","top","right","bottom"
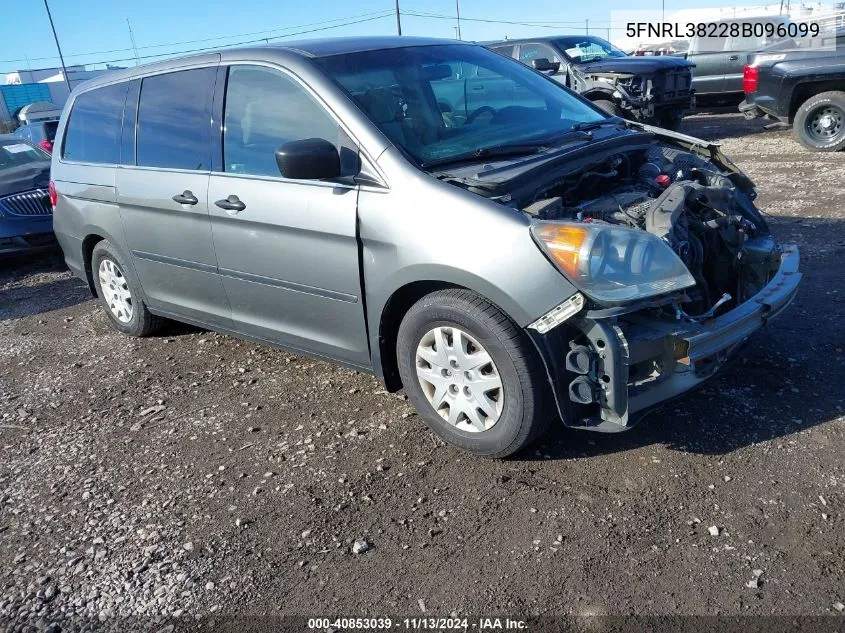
{"left": 38, "top": 139, "right": 53, "bottom": 153}
{"left": 49, "top": 180, "right": 57, "bottom": 208}
{"left": 743, "top": 65, "right": 759, "bottom": 94}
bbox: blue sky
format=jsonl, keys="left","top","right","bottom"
{"left": 1, "top": 0, "right": 770, "bottom": 74}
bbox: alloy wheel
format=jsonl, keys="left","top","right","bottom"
{"left": 414, "top": 326, "right": 504, "bottom": 433}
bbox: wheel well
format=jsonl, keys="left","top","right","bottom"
{"left": 377, "top": 280, "right": 460, "bottom": 392}
{"left": 790, "top": 82, "right": 845, "bottom": 121}
{"left": 582, "top": 90, "right": 615, "bottom": 102}
{"left": 81, "top": 234, "right": 105, "bottom": 296}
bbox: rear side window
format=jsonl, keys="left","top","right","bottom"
{"left": 136, "top": 67, "right": 216, "bottom": 171}
{"left": 44, "top": 121, "right": 58, "bottom": 141}
{"left": 490, "top": 45, "right": 515, "bottom": 58}
{"left": 62, "top": 82, "right": 129, "bottom": 164}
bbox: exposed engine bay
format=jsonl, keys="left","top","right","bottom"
{"left": 518, "top": 143, "right": 782, "bottom": 317}
{"left": 443, "top": 135, "right": 783, "bottom": 320}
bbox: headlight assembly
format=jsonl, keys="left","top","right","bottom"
{"left": 530, "top": 221, "right": 696, "bottom": 303}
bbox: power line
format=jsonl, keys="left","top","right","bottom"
{"left": 403, "top": 8, "right": 615, "bottom": 26}
{"left": 0, "top": 9, "right": 394, "bottom": 64}
{"left": 0, "top": 12, "right": 393, "bottom": 75}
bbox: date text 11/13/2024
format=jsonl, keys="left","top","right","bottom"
{"left": 307, "top": 617, "right": 528, "bottom": 630}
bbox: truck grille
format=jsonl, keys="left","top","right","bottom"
{"left": 655, "top": 69, "right": 692, "bottom": 100}
{"left": 0, "top": 189, "right": 52, "bottom": 216}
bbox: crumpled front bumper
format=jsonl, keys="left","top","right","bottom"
{"left": 566, "top": 244, "right": 802, "bottom": 432}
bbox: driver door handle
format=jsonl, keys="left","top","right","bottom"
{"left": 215, "top": 194, "right": 246, "bottom": 213}
{"left": 728, "top": 54, "right": 739, "bottom": 61}
{"left": 172, "top": 190, "right": 198, "bottom": 205}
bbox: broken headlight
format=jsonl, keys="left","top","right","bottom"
{"left": 530, "top": 221, "right": 696, "bottom": 303}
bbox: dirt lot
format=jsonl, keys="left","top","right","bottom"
{"left": 1, "top": 113, "right": 844, "bottom": 630}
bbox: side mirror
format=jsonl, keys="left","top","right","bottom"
{"left": 275, "top": 138, "right": 340, "bottom": 180}
{"left": 532, "top": 58, "right": 560, "bottom": 73}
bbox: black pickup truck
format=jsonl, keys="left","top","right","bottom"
{"left": 740, "top": 30, "right": 845, "bottom": 151}
{"left": 486, "top": 36, "right": 695, "bottom": 129}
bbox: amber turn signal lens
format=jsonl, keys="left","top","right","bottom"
{"left": 532, "top": 223, "right": 589, "bottom": 279}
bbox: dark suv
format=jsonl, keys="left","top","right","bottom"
{"left": 487, "top": 35, "right": 694, "bottom": 129}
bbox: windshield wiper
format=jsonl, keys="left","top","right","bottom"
{"left": 421, "top": 142, "right": 547, "bottom": 169}
{"left": 571, "top": 117, "right": 628, "bottom": 133}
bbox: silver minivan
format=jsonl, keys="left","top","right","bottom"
{"left": 51, "top": 37, "right": 801, "bottom": 457}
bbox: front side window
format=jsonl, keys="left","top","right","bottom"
{"left": 316, "top": 44, "right": 602, "bottom": 167}
{"left": 62, "top": 82, "right": 128, "bottom": 164}
{"left": 223, "top": 65, "right": 338, "bottom": 177}
{"left": 136, "top": 67, "right": 216, "bottom": 171}
{"left": 518, "top": 43, "right": 560, "bottom": 63}
{"left": 552, "top": 36, "right": 627, "bottom": 63}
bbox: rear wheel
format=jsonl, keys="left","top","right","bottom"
{"left": 793, "top": 91, "right": 845, "bottom": 152}
{"left": 396, "top": 289, "right": 551, "bottom": 458}
{"left": 91, "top": 240, "right": 164, "bottom": 336}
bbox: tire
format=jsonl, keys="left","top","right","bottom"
{"left": 91, "top": 240, "right": 164, "bottom": 337}
{"left": 593, "top": 99, "right": 625, "bottom": 119}
{"left": 793, "top": 91, "right": 845, "bottom": 152}
{"left": 396, "top": 289, "right": 551, "bottom": 458}
{"left": 656, "top": 111, "right": 683, "bottom": 131}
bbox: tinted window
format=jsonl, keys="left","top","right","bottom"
{"left": 490, "top": 44, "right": 515, "bottom": 58}
{"left": 223, "top": 65, "right": 338, "bottom": 177}
{"left": 62, "top": 82, "right": 128, "bottom": 164}
{"left": 43, "top": 121, "right": 58, "bottom": 141}
{"left": 136, "top": 67, "right": 216, "bottom": 170}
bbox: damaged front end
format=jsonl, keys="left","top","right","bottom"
{"left": 530, "top": 129, "right": 801, "bottom": 430}
{"left": 571, "top": 64, "right": 694, "bottom": 127}
{"left": 445, "top": 126, "right": 802, "bottom": 431}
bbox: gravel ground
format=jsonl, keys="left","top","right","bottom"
{"left": 1, "top": 113, "right": 844, "bottom": 630}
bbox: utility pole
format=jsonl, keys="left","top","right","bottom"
{"left": 585, "top": 18, "right": 589, "bottom": 34}
{"left": 127, "top": 18, "right": 140, "bottom": 66}
{"left": 43, "top": 0, "right": 71, "bottom": 93}
{"left": 455, "top": 0, "right": 462, "bottom": 40}
{"left": 395, "top": 0, "right": 402, "bottom": 35}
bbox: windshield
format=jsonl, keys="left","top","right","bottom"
{"left": 315, "top": 44, "right": 605, "bottom": 167}
{"left": 553, "top": 36, "right": 628, "bottom": 63}
{"left": 0, "top": 139, "right": 48, "bottom": 171}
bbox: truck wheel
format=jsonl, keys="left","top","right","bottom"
{"left": 793, "top": 91, "right": 845, "bottom": 152}
{"left": 593, "top": 99, "right": 625, "bottom": 119}
{"left": 656, "top": 111, "right": 683, "bottom": 131}
{"left": 396, "top": 289, "right": 551, "bottom": 458}
{"left": 91, "top": 240, "right": 164, "bottom": 337}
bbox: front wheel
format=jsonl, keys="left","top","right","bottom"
{"left": 793, "top": 91, "right": 845, "bottom": 152}
{"left": 396, "top": 289, "right": 551, "bottom": 458}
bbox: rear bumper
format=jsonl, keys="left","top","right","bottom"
{"left": 739, "top": 99, "right": 765, "bottom": 118}
{"left": 539, "top": 244, "right": 801, "bottom": 432}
